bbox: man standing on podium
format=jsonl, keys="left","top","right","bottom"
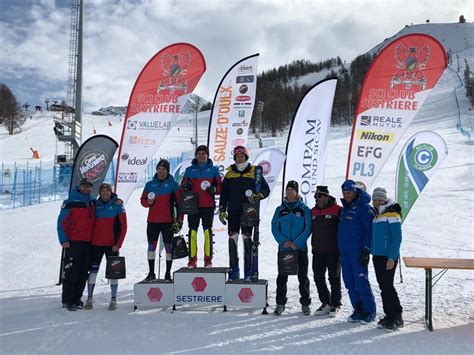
{"left": 181, "top": 145, "right": 222, "bottom": 269}
{"left": 219, "top": 146, "right": 270, "bottom": 281}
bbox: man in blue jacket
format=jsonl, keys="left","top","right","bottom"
{"left": 337, "top": 179, "right": 376, "bottom": 323}
{"left": 271, "top": 181, "right": 312, "bottom": 316}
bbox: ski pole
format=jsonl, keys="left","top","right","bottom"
{"left": 56, "top": 248, "right": 65, "bottom": 285}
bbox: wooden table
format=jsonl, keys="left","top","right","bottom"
{"left": 403, "top": 257, "right": 474, "bottom": 331}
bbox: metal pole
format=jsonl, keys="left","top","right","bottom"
{"left": 74, "top": 0, "right": 83, "bottom": 152}
{"left": 194, "top": 108, "right": 198, "bottom": 151}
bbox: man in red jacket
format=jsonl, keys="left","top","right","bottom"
{"left": 84, "top": 183, "right": 127, "bottom": 311}
{"left": 57, "top": 178, "right": 95, "bottom": 311}
{"left": 311, "top": 186, "right": 342, "bottom": 317}
{"left": 141, "top": 159, "right": 181, "bottom": 281}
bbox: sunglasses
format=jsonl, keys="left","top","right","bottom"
{"left": 315, "top": 194, "right": 328, "bottom": 198}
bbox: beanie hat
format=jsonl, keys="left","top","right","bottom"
{"left": 156, "top": 159, "right": 170, "bottom": 173}
{"left": 232, "top": 145, "right": 249, "bottom": 161}
{"left": 195, "top": 145, "right": 209, "bottom": 157}
{"left": 372, "top": 187, "right": 388, "bottom": 202}
{"left": 286, "top": 180, "right": 299, "bottom": 193}
{"left": 315, "top": 185, "right": 330, "bottom": 196}
{"left": 341, "top": 179, "right": 357, "bottom": 192}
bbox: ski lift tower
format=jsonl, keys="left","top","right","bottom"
{"left": 54, "top": 0, "right": 83, "bottom": 166}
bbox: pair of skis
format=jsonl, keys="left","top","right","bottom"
{"left": 250, "top": 165, "right": 263, "bottom": 283}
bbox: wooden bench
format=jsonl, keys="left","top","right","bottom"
{"left": 403, "top": 257, "right": 474, "bottom": 331}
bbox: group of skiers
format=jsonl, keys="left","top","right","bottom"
{"left": 271, "top": 179, "right": 404, "bottom": 331}
{"left": 56, "top": 144, "right": 403, "bottom": 331}
{"left": 57, "top": 180, "right": 127, "bottom": 312}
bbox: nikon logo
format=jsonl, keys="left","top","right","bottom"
{"left": 357, "top": 130, "right": 394, "bottom": 143}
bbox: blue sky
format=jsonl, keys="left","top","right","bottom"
{"left": 0, "top": 0, "right": 471, "bottom": 110}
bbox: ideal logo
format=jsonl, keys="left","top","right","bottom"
{"left": 122, "top": 154, "right": 148, "bottom": 166}
{"left": 357, "top": 130, "right": 394, "bottom": 143}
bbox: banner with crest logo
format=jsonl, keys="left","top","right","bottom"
{"left": 115, "top": 43, "right": 206, "bottom": 203}
{"left": 70, "top": 134, "right": 118, "bottom": 199}
{"left": 346, "top": 34, "right": 446, "bottom": 190}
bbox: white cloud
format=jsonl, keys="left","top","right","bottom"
{"left": 1, "top": 0, "right": 471, "bottom": 108}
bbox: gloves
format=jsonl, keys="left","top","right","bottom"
{"left": 206, "top": 185, "right": 216, "bottom": 194}
{"left": 248, "top": 192, "right": 264, "bottom": 204}
{"left": 359, "top": 247, "right": 371, "bottom": 266}
{"left": 182, "top": 179, "right": 192, "bottom": 191}
{"left": 171, "top": 220, "right": 183, "bottom": 234}
{"left": 219, "top": 209, "right": 228, "bottom": 225}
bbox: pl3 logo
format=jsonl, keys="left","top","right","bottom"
{"left": 410, "top": 143, "right": 437, "bottom": 171}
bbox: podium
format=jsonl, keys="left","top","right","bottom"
{"left": 134, "top": 267, "right": 268, "bottom": 314}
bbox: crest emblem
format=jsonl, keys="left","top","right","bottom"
{"left": 157, "top": 52, "right": 192, "bottom": 95}
{"left": 390, "top": 44, "right": 430, "bottom": 90}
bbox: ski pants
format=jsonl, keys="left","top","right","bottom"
{"left": 312, "top": 252, "right": 342, "bottom": 307}
{"left": 62, "top": 241, "right": 90, "bottom": 305}
{"left": 228, "top": 209, "right": 253, "bottom": 273}
{"left": 340, "top": 251, "right": 376, "bottom": 314}
{"left": 187, "top": 207, "right": 214, "bottom": 258}
{"left": 88, "top": 246, "right": 119, "bottom": 299}
{"left": 373, "top": 256, "right": 403, "bottom": 320}
{"left": 276, "top": 250, "right": 311, "bottom": 307}
{"left": 147, "top": 222, "right": 173, "bottom": 261}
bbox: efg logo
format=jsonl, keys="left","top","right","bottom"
{"left": 410, "top": 143, "right": 438, "bottom": 171}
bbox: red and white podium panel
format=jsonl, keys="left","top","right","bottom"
{"left": 225, "top": 279, "right": 268, "bottom": 309}
{"left": 134, "top": 280, "right": 174, "bottom": 308}
{"left": 133, "top": 267, "right": 268, "bottom": 313}
{"left": 174, "top": 267, "right": 227, "bottom": 305}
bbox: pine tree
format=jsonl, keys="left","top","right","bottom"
{"left": 0, "top": 83, "right": 24, "bottom": 135}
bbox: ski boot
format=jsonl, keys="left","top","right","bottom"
{"left": 109, "top": 298, "right": 117, "bottom": 311}
{"left": 204, "top": 256, "right": 212, "bottom": 269}
{"left": 187, "top": 257, "right": 197, "bottom": 269}
{"left": 144, "top": 272, "right": 156, "bottom": 282}
{"left": 84, "top": 298, "right": 93, "bottom": 310}
{"left": 302, "top": 306, "right": 311, "bottom": 316}
{"left": 228, "top": 266, "right": 240, "bottom": 281}
{"left": 273, "top": 305, "right": 285, "bottom": 316}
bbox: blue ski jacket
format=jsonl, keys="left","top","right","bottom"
{"left": 371, "top": 199, "right": 402, "bottom": 260}
{"left": 337, "top": 188, "right": 375, "bottom": 254}
{"left": 272, "top": 198, "right": 312, "bottom": 252}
